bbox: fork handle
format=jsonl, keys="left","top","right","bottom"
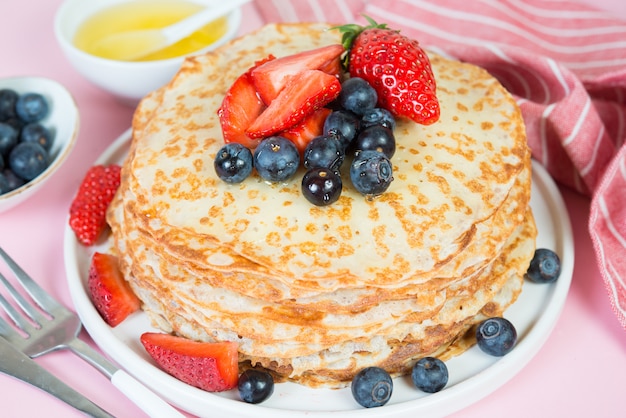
{"left": 111, "top": 370, "right": 185, "bottom": 418}
{"left": 67, "top": 338, "right": 184, "bottom": 417}
{"left": 0, "top": 337, "right": 114, "bottom": 418}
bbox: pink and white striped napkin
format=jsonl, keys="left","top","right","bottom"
{"left": 254, "top": 0, "right": 626, "bottom": 328}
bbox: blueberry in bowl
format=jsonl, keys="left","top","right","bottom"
{"left": 0, "top": 76, "right": 79, "bottom": 213}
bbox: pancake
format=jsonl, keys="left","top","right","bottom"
{"left": 107, "top": 23, "right": 536, "bottom": 388}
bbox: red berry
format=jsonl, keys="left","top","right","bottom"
{"left": 280, "top": 107, "right": 332, "bottom": 154}
{"left": 246, "top": 69, "right": 341, "bottom": 139}
{"left": 140, "top": 332, "right": 239, "bottom": 392}
{"left": 88, "top": 252, "right": 140, "bottom": 327}
{"left": 217, "top": 57, "right": 274, "bottom": 149}
{"left": 336, "top": 18, "right": 440, "bottom": 125}
{"left": 69, "top": 164, "right": 122, "bottom": 246}
{"left": 251, "top": 44, "right": 344, "bottom": 104}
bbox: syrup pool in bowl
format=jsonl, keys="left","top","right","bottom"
{"left": 72, "top": 0, "right": 229, "bottom": 61}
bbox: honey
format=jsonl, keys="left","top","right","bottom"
{"left": 73, "top": 0, "right": 228, "bottom": 61}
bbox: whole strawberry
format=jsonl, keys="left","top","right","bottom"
{"left": 335, "top": 17, "right": 440, "bottom": 125}
{"left": 69, "top": 164, "right": 121, "bottom": 246}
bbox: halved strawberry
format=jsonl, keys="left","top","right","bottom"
{"left": 246, "top": 69, "right": 341, "bottom": 139}
{"left": 140, "top": 332, "right": 239, "bottom": 392}
{"left": 251, "top": 44, "right": 344, "bottom": 104}
{"left": 281, "top": 107, "right": 332, "bottom": 154}
{"left": 319, "top": 56, "right": 343, "bottom": 78}
{"left": 88, "top": 252, "right": 140, "bottom": 327}
{"left": 69, "top": 164, "right": 122, "bottom": 246}
{"left": 217, "top": 57, "right": 274, "bottom": 148}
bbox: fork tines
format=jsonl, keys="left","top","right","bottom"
{"left": 0, "top": 247, "right": 54, "bottom": 338}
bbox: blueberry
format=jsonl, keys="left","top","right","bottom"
{"left": 526, "top": 248, "right": 561, "bottom": 284}
{"left": 303, "top": 134, "right": 345, "bottom": 172}
{"left": 476, "top": 317, "right": 517, "bottom": 357}
{"left": 238, "top": 369, "right": 274, "bottom": 404}
{"left": 5, "top": 117, "right": 25, "bottom": 131}
{"left": 323, "top": 110, "right": 360, "bottom": 151}
{"left": 0, "top": 172, "right": 8, "bottom": 195}
{"left": 350, "top": 150, "right": 394, "bottom": 196}
{"left": 353, "top": 125, "right": 396, "bottom": 158}
{"left": 302, "top": 167, "right": 342, "bottom": 206}
{"left": 411, "top": 357, "right": 448, "bottom": 393}
{"left": 351, "top": 366, "right": 393, "bottom": 408}
{"left": 214, "top": 143, "right": 253, "bottom": 183}
{"left": 0, "top": 122, "right": 19, "bottom": 157}
{"left": 338, "top": 77, "right": 377, "bottom": 116}
{"left": 0, "top": 89, "right": 18, "bottom": 121}
{"left": 361, "top": 108, "right": 396, "bottom": 131}
{"left": 20, "top": 123, "right": 53, "bottom": 151}
{"left": 8, "top": 142, "right": 49, "bottom": 181}
{"left": 15, "top": 93, "right": 49, "bottom": 123}
{"left": 253, "top": 136, "right": 299, "bottom": 182}
{"left": 2, "top": 169, "right": 25, "bottom": 192}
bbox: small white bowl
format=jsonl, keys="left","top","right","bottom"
{"left": 0, "top": 76, "right": 79, "bottom": 213}
{"left": 53, "top": 0, "right": 242, "bottom": 104}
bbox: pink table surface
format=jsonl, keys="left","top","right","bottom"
{"left": 1, "top": 1, "right": 626, "bottom": 417}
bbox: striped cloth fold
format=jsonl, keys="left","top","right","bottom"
{"left": 254, "top": 0, "right": 626, "bottom": 329}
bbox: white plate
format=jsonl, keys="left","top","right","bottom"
{"left": 64, "top": 128, "right": 574, "bottom": 418}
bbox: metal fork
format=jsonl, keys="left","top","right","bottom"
{"left": 0, "top": 246, "right": 184, "bottom": 418}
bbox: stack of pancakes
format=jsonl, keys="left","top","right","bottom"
{"left": 107, "top": 23, "right": 536, "bottom": 388}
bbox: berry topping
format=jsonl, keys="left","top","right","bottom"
{"left": 246, "top": 69, "right": 341, "bottom": 139}
{"left": 215, "top": 38, "right": 414, "bottom": 205}
{"left": 214, "top": 143, "right": 254, "bottom": 184}
{"left": 526, "top": 248, "right": 561, "bottom": 284}
{"left": 323, "top": 109, "right": 360, "bottom": 151}
{"left": 88, "top": 252, "right": 140, "bottom": 327}
{"left": 281, "top": 107, "right": 332, "bottom": 155}
{"left": 361, "top": 107, "right": 396, "bottom": 131}
{"left": 69, "top": 164, "right": 122, "bottom": 246}
{"left": 217, "top": 58, "right": 270, "bottom": 149}
{"left": 251, "top": 44, "right": 344, "bottom": 104}
{"left": 238, "top": 369, "right": 275, "bottom": 404}
{"left": 476, "top": 317, "right": 517, "bottom": 357}
{"left": 351, "top": 366, "right": 393, "bottom": 408}
{"left": 350, "top": 150, "right": 394, "bottom": 196}
{"left": 353, "top": 125, "right": 396, "bottom": 158}
{"left": 411, "top": 357, "right": 448, "bottom": 393}
{"left": 253, "top": 136, "right": 300, "bottom": 182}
{"left": 303, "top": 134, "right": 345, "bottom": 172}
{"left": 140, "top": 332, "right": 239, "bottom": 392}
{"left": 335, "top": 17, "right": 440, "bottom": 124}
{"left": 301, "top": 167, "right": 342, "bottom": 206}
{"left": 337, "top": 77, "right": 378, "bottom": 116}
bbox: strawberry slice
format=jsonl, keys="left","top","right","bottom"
{"left": 217, "top": 57, "right": 274, "bottom": 148}
{"left": 88, "top": 252, "right": 140, "bottom": 327}
{"left": 246, "top": 69, "right": 341, "bottom": 139}
{"left": 281, "top": 107, "right": 332, "bottom": 154}
{"left": 69, "top": 164, "right": 122, "bottom": 246}
{"left": 140, "top": 332, "right": 239, "bottom": 392}
{"left": 251, "top": 44, "right": 344, "bottom": 104}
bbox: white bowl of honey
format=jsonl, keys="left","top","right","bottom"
{"left": 54, "top": 0, "right": 241, "bottom": 104}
